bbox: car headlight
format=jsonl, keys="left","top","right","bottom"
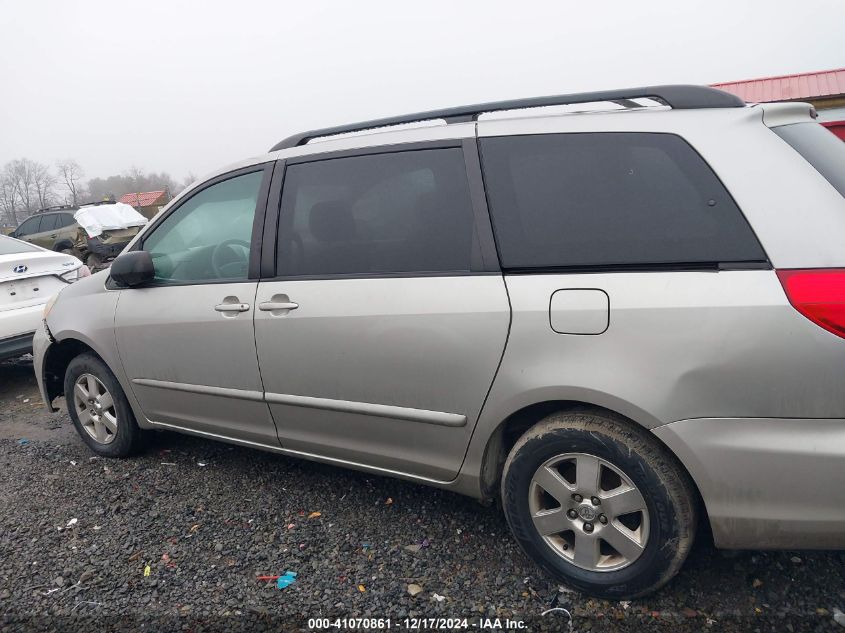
{"left": 43, "top": 292, "right": 60, "bottom": 319}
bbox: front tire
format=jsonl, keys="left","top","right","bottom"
{"left": 64, "top": 353, "right": 142, "bottom": 457}
{"left": 501, "top": 410, "right": 697, "bottom": 599}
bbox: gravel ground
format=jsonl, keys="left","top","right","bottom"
{"left": 1, "top": 356, "right": 844, "bottom": 632}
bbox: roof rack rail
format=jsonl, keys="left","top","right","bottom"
{"left": 78, "top": 199, "right": 117, "bottom": 208}
{"left": 270, "top": 84, "right": 744, "bottom": 151}
{"left": 35, "top": 204, "right": 77, "bottom": 214}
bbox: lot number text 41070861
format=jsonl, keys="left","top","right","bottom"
{"left": 307, "top": 617, "right": 528, "bottom": 630}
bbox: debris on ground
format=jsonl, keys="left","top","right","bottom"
{"left": 385, "top": 497, "right": 393, "bottom": 505}
{"left": 308, "top": 511, "right": 321, "bottom": 519}
{"left": 407, "top": 583, "right": 423, "bottom": 597}
{"left": 143, "top": 565, "right": 151, "bottom": 577}
{"left": 357, "top": 584, "right": 366, "bottom": 593}
{"left": 790, "top": 556, "right": 802, "bottom": 564}
{"left": 17, "top": 439, "right": 29, "bottom": 445}
{"left": 752, "top": 578, "right": 763, "bottom": 588}
{"left": 432, "top": 592, "right": 446, "bottom": 602}
{"left": 404, "top": 544, "right": 422, "bottom": 553}
{"left": 275, "top": 571, "right": 297, "bottom": 590}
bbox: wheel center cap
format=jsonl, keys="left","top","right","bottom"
{"left": 577, "top": 504, "right": 597, "bottom": 521}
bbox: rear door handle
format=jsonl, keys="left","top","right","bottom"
{"left": 259, "top": 301, "right": 299, "bottom": 311}
{"left": 49, "top": 234, "right": 57, "bottom": 238}
{"left": 214, "top": 303, "right": 250, "bottom": 312}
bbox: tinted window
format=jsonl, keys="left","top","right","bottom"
{"left": 774, "top": 122, "right": 845, "bottom": 199}
{"left": 0, "top": 235, "right": 40, "bottom": 255}
{"left": 39, "top": 214, "right": 60, "bottom": 232}
{"left": 276, "top": 149, "right": 476, "bottom": 276}
{"left": 143, "top": 171, "right": 263, "bottom": 282}
{"left": 480, "top": 133, "right": 766, "bottom": 269}
{"left": 15, "top": 216, "right": 41, "bottom": 236}
{"left": 58, "top": 213, "right": 76, "bottom": 228}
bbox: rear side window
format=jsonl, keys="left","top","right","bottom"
{"left": 480, "top": 133, "right": 766, "bottom": 269}
{"left": 276, "top": 149, "right": 476, "bottom": 277}
{"left": 59, "top": 213, "right": 76, "bottom": 228}
{"left": 773, "top": 122, "right": 845, "bottom": 199}
{"left": 39, "top": 214, "right": 60, "bottom": 232}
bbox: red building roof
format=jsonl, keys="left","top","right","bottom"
{"left": 119, "top": 190, "right": 167, "bottom": 207}
{"left": 712, "top": 68, "right": 845, "bottom": 103}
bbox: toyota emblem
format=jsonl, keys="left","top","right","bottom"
{"left": 13, "top": 265, "right": 27, "bottom": 273}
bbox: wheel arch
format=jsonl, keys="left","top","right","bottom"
{"left": 478, "top": 400, "right": 709, "bottom": 528}
{"left": 42, "top": 338, "right": 105, "bottom": 407}
{"left": 53, "top": 239, "right": 75, "bottom": 252}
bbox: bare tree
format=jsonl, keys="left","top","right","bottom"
{"left": 9, "top": 159, "right": 36, "bottom": 215}
{"left": 57, "top": 158, "right": 85, "bottom": 205}
{"left": 0, "top": 166, "right": 19, "bottom": 226}
{"left": 4, "top": 158, "right": 56, "bottom": 217}
{"left": 32, "top": 161, "right": 56, "bottom": 209}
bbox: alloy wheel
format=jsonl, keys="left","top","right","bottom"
{"left": 73, "top": 373, "right": 118, "bottom": 444}
{"left": 528, "top": 452, "right": 650, "bottom": 572}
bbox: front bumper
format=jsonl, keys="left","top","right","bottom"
{"left": 32, "top": 321, "right": 54, "bottom": 410}
{"left": 653, "top": 417, "right": 845, "bottom": 549}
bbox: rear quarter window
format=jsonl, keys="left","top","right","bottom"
{"left": 479, "top": 132, "right": 767, "bottom": 269}
{"left": 773, "top": 122, "right": 845, "bottom": 199}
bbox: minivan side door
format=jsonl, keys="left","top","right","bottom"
{"left": 114, "top": 164, "right": 279, "bottom": 445}
{"left": 254, "top": 142, "right": 510, "bottom": 481}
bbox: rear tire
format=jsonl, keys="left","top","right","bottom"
{"left": 501, "top": 409, "right": 697, "bottom": 599}
{"left": 64, "top": 353, "right": 142, "bottom": 457}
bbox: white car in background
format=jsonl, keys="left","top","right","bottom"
{"left": 0, "top": 234, "right": 87, "bottom": 361}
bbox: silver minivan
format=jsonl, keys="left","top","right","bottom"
{"left": 34, "top": 85, "right": 845, "bottom": 598}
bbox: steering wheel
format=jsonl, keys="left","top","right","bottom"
{"left": 211, "top": 239, "right": 250, "bottom": 279}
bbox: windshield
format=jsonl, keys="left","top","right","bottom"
{"left": 0, "top": 234, "right": 41, "bottom": 255}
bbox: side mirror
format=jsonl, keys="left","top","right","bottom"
{"left": 110, "top": 250, "right": 155, "bottom": 287}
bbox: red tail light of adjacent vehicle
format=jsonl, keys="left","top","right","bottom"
{"left": 777, "top": 269, "right": 845, "bottom": 339}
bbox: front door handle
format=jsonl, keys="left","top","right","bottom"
{"left": 214, "top": 302, "right": 250, "bottom": 312}
{"left": 49, "top": 234, "right": 57, "bottom": 238}
{"left": 259, "top": 301, "right": 299, "bottom": 311}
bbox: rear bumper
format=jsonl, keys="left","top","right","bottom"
{"left": 0, "top": 331, "right": 34, "bottom": 361}
{"left": 653, "top": 417, "right": 845, "bottom": 549}
{"left": 0, "top": 302, "right": 44, "bottom": 360}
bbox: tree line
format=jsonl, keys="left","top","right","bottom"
{"left": 0, "top": 158, "right": 194, "bottom": 227}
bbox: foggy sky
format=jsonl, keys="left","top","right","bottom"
{"left": 1, "top": 0, "right": 843, "bottom": 182}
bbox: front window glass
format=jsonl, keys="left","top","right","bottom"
{"left": 143, "top": 171, "right": 263, "bottom": 282}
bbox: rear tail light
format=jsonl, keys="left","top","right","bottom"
{"left": 777, "top": 269, "right": 845, "bottom": 339}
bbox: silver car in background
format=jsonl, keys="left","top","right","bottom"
{"left": 33, "top": 85, "right": 845, "bottom": 598}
